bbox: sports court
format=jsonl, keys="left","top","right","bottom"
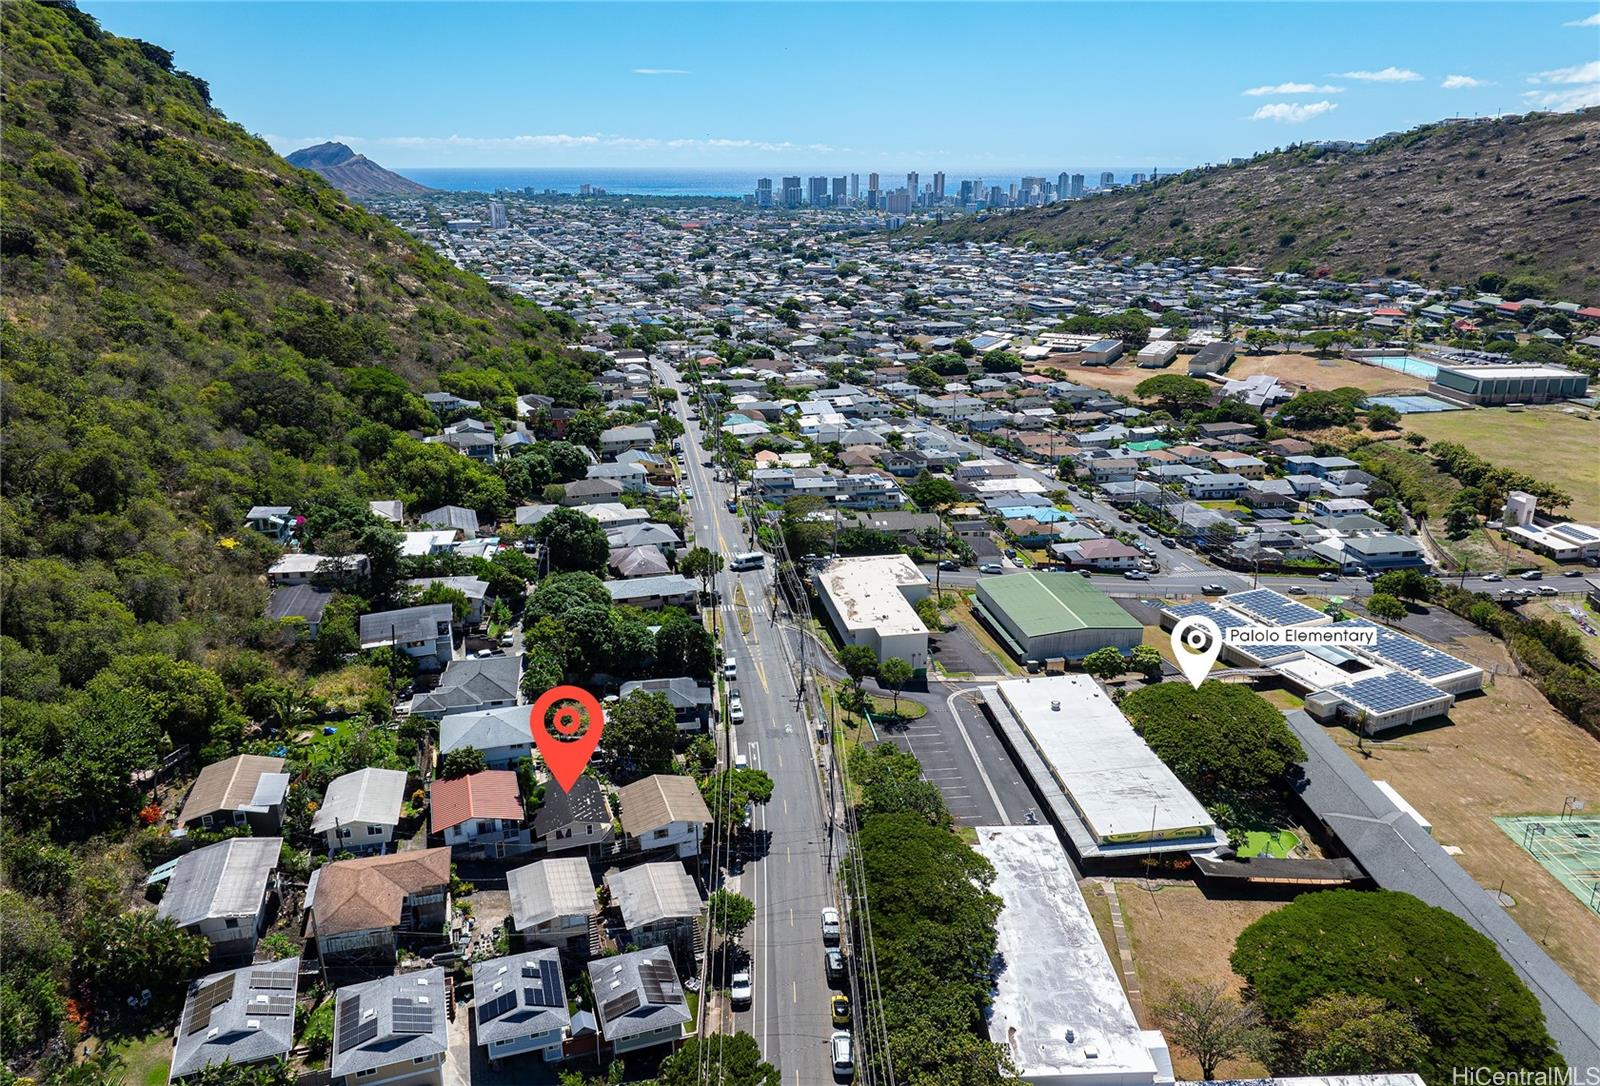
{"left": 1364, "top": 393, "right": 1465, "bottom": 414}
{"left": 1496, "top": 815, "right": 1600, "bottom": 915}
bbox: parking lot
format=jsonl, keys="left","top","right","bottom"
{"left": 874, "top": 686, "right": 1035, "bottom": 828}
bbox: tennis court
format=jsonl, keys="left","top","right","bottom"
{"left": 1496, "top": 815, "right": 1600, "bottom": 915}
{"left": 1365, "top": 394, "right": 1464, "bottom": 414}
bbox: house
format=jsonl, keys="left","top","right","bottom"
{"left": 852, "top": 510, "right": 942, "bottom": 543}
{"left": 358, "top": 605, "right": 453, "bottom": 671}
{"left": 616, "top": 775, "right": 712, "bottom": 860}
{"left": 244, "top": 506, "right": 296, "bottom": 544}
{"left": 561, "top": 478, "right": 627, "bottom": 506}
{"left": 169, "top": 956, "right": 299, "bottom": 1083}
{"left": 265, "top": 584, "right": 334, "bottom": 637}
{"left": 1057, "top": 538, "right": 1142, "bottom": 571}
{"left": 604, "top": 574, "right": 698, "bottom": 611}
{"left": 532, "top": 776, "right": 615, "bottom": 857}
{"left": 618, "top": 678, "right": 714, "bottom": 731}
{"left": 408, "top": 655, "right": 521, "bottom": 720}
{"left": 329, "top": 969, "right": 448, "bottom": 1086}
{"left": 177, "top": 755, "right": 289, "bottom": 835}
{"left": 424, "top": 391, "right": 479, "bottom": 414}
{"left": 398, "top": 530, "right": 462, "bottom": 558}
{"left": 304, "top": 848, "right": 451, "bottom": 966}
{"left": 369, "top": 500, "right": 405, "bottom": 524}
{"left": 606, "top": 522, "right": 680, "bottom": 555}
{"left": 509, "top": 857, "right": 596, "bottom": 954}
{"left": 608, "top": 545, "right": 672, "bottom": 580}
{"left": 1089, "top": 458, "right": 1138, "bottom": 484}
{"left": 266, "top": 553, "right": 369, "bottom": 588}
{"left": 158, "top": 838, "right": 281, "bottom": 963}
{"left": 1212, "top": 454, "right": 1266, "bottom": 480}
{"left": 312, "top": 768, "right": 408, "bottom": 856}
{"left": 1244, "top": 478, "right": 1299, "bottom": 511}
{"left": 438, "top": 705, "right": 536, "bottom": 769}
{"left": 587, "top": 462, "right": 649, "bottom": 494}
{"left": 599, "top": 425, "right": 656, "bottom": 457}
{"left": 473, "top": 951, "right": 571, "bottom": 1064}
{"left": 403, "top": 576, "right": 490, "bottom": 626}
{"left": 432, "top": 770, "right": 530, "bottom": 860}
{"left": 424, "top": 427, "right": 498, "bottom": 464}
{"left": 588, "top": 947, "right": 692, "bottom": 1059}
{"left": 603, "top": 862, "right": 702, "bottom": 956}
{"left": 1184, "top": 472, "right": 1248, "bottom": 500}
{"left": 418, "top": 505, "right": 481, "bottom": 536}
{"left": 1187, "top": 342, "right": 1237, "bottom": 375}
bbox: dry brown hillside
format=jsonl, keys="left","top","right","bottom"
{"left": 926, "top": 110, "right": 1600, "bottom": 301}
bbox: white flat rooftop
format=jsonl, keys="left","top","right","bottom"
{"left": 995, "top": 677, "right": 1215, "bottom": 844}
{"left": 816, "top": 555, "right": 928, "bottom": 637}
{"left": 977, "top": 825, "right": 1161, "bottom": 1083}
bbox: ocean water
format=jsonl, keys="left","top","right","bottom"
{"left": 401, "top": 166, "right": 1176, "bottom": 197}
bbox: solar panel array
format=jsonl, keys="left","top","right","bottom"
{"left": 186, "top": 975, "right": 236, "bottom": 1035}
{"left": 637, "top": 959, "right": 681, "bottom": 1004}
{"left": 391, "top": 996, "right": 435, "bottom": 1035}
{"left": 601, "top": 989, "right": 641, "bottom": 1023}
{"left": 335, "top": 997, "right": 378, "bottom": 1053}
{"left": 248, "top": 992, "right": 295, "bottom": 1017}
{"left": 1329, "top": 671, "right": 1449, "bottom": 713}
{"left": 249, "top": 968, "right": 295, "bottom": 991}
{"left": 1225, "top": 589, "right": 1324, "bottom": 626}
{"left": 1335, "top": 620, "right": 1472, "bottom": 680}
{"left": 1166, "top": 602, "right": 1300, "bottom": 660}
{"left": 477, "top": 989, "right": 516, "bottom": 1025}
{"left": 522, "top": 958, "right": 561, "bottom": 1008}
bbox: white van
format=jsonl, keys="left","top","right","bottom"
{"left": 724, "top": 658, "right": 738, "bottom": 680}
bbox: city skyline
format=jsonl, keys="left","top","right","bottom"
{"left": 81, "top": 1, "right": 1600, "bottom": 169}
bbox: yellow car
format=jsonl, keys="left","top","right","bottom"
{"left": 831, "top": 993, "right": 851, "bottom": 1027}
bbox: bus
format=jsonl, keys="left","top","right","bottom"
{"left": 729, "top": 551, "right": 765, "bottom": 572}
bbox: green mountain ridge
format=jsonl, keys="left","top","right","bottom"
{"left": 925, "top": 109, "right": 1600, "bottom": 301}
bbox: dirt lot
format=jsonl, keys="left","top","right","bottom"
{"left": 1111, "top": 881, "right": 1283, "bottom": 1080}
{"left": 1029, "top": 351, "right": 1430, "bottom": 400}
{"left": 1327, "top": 632, "right": 1600, "bottom": 999}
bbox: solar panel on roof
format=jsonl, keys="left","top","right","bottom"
{"left": 336, "top": 998, "right": 378, "bottom": 1052}
{"left": 521, "top": 958, "right": 561, "bottom": 1007}
{"left": 476, "top": 991, "right": 516, "bottom": 1025}
{"left": 1335, "top": 620, "right": 1471, "bottom": 679}
{"left": 601, "top": 989, "right": 640, "bottom": 1022}
{"left": 186, "top": 975, "right": 236, "bottom": 1035}
{"left": 250, "top": 969, "right": 295, "bottom": 991}
{"left": 392, "top": 996, "right": 435, "bottom": 1035}
{"left": 1332, "top": 672, "right": 1447, "bottom": 712}
{"left": 1226, "top": 589, "right": 1322, "bottom": 625}
{"left": 251, "top": 992, "right": 295, "bottom": 1017}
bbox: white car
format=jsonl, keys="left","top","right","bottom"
{"left": 821, "top": 907, "right": 841, "bottom": 944}
{"left": 724, "top": 658, "right": 738, "bottom": 680}
{"left": 499, "top": 631, "right": 515, "bottom": 647}
{"left": 1122, "top": 570, "right": 1149, "bottom": 580}
{"left": 734, "top": 752, "right": 749, "bottom": 770}
{"left": 1483, "top": 573, "right": 1502, "bottom": 582}
{"left": 830, "top": 1031, "right": 855, "bottom": 1079}
{"left": 729, "top": 698, "right": 745, "bottom": 725}
{"left": 730, "top": 971, "right": 753, "bottom": 1008}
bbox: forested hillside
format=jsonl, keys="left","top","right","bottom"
{"left": 926, "top": 109, "right": 1600, "bottom": 301}
{"left": 0, "top": 2, "right": 597, "bottom": 1074}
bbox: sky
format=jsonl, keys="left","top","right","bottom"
{"left": 84, "top": 1, "right": 1600, "bottom": 171}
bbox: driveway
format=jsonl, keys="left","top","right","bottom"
{"left": 930, "top": 626, "right": 1002, "bottom": 677}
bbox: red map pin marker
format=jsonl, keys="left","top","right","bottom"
{"left": 529, "top": 685, "right": 605, "bottom": 793}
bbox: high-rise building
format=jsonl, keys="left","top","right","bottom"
{"left": 782, "top": 176, "right": 802, "bottom": 208}
{"left": 986, "top": 185, "right": 1004, "bottom": 207}
{"left": 850, "top": 173, "right": 859, "bottom": 200}
{"left": 1021, "top": 176, "right": 1046, "bottom": 205}
{"left": 1130, "top": 173, "right": 1147, "bottom": 184}
{"left": 1057, "top": 172, "right": 1070, "bottom": 196}
{"left": 886, "top": 189, "right": 911, "bottom": 215}
{"left": 906, "top": 172, "right": 919, "bottom": 206}
{"left": 755, "top": 177, "right": 773, "bottom": 208}
{"left": 486, "top": 200, "right": 507, "bottom": 228}
{"left": 866, "top": 172, "right": 881, "bottom": 210}
{"left": 932, "top": 171, "right": 945, "bottom": 203}
{"left": 958, "top": 180, "right": 975, "bottom": 204}
{"left": 808, "top": 176, "right": 829, "bottom": 207}
{"left": 832, "top": 176, "right": 847, "bottom": 204}
{"left": 1070, "top": 174, "right": 1085, "bottom": 197}
{"left": 1100, "top": 171, "right": 1116, "bottom": 188}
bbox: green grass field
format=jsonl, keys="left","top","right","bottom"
{"left": 1238, "top": 829, "right": 1300, "bottom": 858}
{"left": 1404, "top": 407, "right": 1600, "bottom": 524}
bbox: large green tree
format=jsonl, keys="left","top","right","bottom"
{"left": 603, "top": 690, "right": 677, "bottom": 779}
{"left": 656, "top": 1033, "right": 779, "bottom": 1086}
{"left": 1119, "top": 683, "right": 1304, "bottom": 805}
{"left": 533, "top": 507, "right": 610, "bottom": 575}
{"left": 1135, "top": 373, "right": 1212, "bottom": 414}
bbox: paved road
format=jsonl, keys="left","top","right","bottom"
{"left": 659, "top": 362, "right": 840, "bottom": 1086}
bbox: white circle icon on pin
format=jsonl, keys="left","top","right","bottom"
{"left": 1170, "top": 615, "right": 1222, "bottom": 690}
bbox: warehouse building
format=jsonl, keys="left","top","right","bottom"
{"left": 974, "top": 571, "right": 1142, "bottom": 663}
{"left": 814, "top": 555, "right": 930, "bottom": 675}
{"left": 1429, "top": 364, "right": 1588, "bottom": 406}
{"left": 980, "top": 676, "right": 1224, "bottom": 859}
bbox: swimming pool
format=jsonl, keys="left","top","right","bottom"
{"left": 1360, "top": 355, "right": 1440, "bottom": 380}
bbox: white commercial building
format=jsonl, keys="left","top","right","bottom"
{"left": 977, "top": 825, "right": 1174, "bottom": 1086}
{"left": 814, "top": 555, "right": 931, "bottom": 674}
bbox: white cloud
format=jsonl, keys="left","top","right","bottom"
{"left": 1249, "top": 100, "right": 1339, "bottom": 123}
{"left": 1522, "top": 59, "right": 1600, "bottom": 110}
{"left": 1562, "top": 12, "right": 1600, "bottom": 26}
{"left": 1441, "top": 74, "right": 1491, "bottom": 89}
{"left": 1527, "top": 59, "right": 1600, "bottom": 84}
{"left": 1337, "top": 67, "right": 1423, "bottom": 82}
{"left": 632, "top": 68, "right": 690, "bottom": 76}
{"left": 1242, "top": 82, "right": 1344, "bottom": 96}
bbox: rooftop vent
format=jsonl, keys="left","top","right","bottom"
{"left": 1050, "top": 700, "right": 1061, "bottom": 711}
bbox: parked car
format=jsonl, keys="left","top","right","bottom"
{"left": 1520, "top": 570, "right": 1543, "bottom": 581}
{"left": 820, "top": 907, "right": 841, "bottom": 944}
{"left": 499, "top": 631, "right": 516, "bottom": 647}
{"left": 1538, "top": 585, "right": 1559, "bottom": 597}
{"left": 938, "top": 559, "right": 961, "bottom": 572}
{"left": 1318, "top": 571, "right": 1339, "bottom": 582}
{"left": 683, "top": 488, "right": 694, "bottom": 501}
{"left": 1483, "top": 573, "right": 1503, "bottom": 582}
{"left": 830, "top": 1031, "right": 855, "bottom": 1080}
{"left": 724, "top": 658, "right": 738, "bottom": 680}
{"left": 1287, "top": 585, "right": 1307, "bottom": 594}
{"left": 1078, "top": 569, "right": 1093, "bottom": 577}
{"left": 1123, "top": 570, "right": 1149, "bottom": 581}
{"left": 734, "top": 752, "right": 749, "bottom": 770}
{"left": 831, "top": 993, "right": 851, "bottom": 1027}
{"left": 1562, "top": 569, "right": 1584, "bottom": 577}
{"left": 1201, "top": 584, "right": 1227, "bottom": 595}
{"left": 730, "top": 972, "right": 753, "bottom": 1008}
{"left": 979, "top": 563, "right": 1004, "bottom": 575}
{"left": 825, "top": 948, "right": 845, "bottom": 983}
{"left": 729, "top": 699, "right": 745, "bottom": 725}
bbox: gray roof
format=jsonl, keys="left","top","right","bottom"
{"left": 604, "top": 574, "right": 697, "bottom": 603}
{"left": 419, "top": 505, "right": 480, "bottom": 535}
{"left": 169, "top": 957, "right": 299, "bottom": 1081}
{"left": 587, "top": 946, "right": 691, "bottom": 1043}
{"left": 158, "top": 838, "right": 281, "bottom": 929}
{"left": 509, "top": 857, "right": 596, "bottom": 930}
{"left": 533, "top": 775, "right": 611, "bottom": 839}
{"left": 609, "top": 545, "right": 672, "bottom": 579}
{"left": 358, "top": 604, "right": 453, "bottom": 648}
{"left": 409, "top": 654, "right": 522, "bottom": 717}
{"left": 312, "top": 769, "right": 408, "bottom": 834}
{"left": 604, "top": 862, "right": 701, "bottom": 930}
{"left": 330, "top": 968, "right": 448, "bottom": 1079}
{"left": 515, "top": 503, "right": 558, "bottom": 526}
{"left": 404, "top": 575, "right": 489, "bottom": 602}
{"left": 265, "top": 584, "right": 333, "bottom": 625}
{"left": 439, "top": 704, "right": 536, "bottom": 755}
{"left": 471, "top": 950, "right": 571, "bottom": 1047}
{"left": 618, "top": 677, "right": 713, "bottom": 712}
{"left": 606, "top": 522, "right": 680, "bottom": 550}
{"left": 1287, "top": 711, "right": 1600, "bottom": 1068}
{"left": 369, "top": 500, "right": 405, "bottom": 523}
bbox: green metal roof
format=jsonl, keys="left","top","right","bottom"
{"left": 1123, "top": 439, "right": 1170, "bottom": 452}
{"left": 976, "top": 572, "right": 1143, "bottom": 638}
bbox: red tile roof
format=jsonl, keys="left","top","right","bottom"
{"left": 1577, "top": 307, "right": 1600, "bottom": 320}
{"left": 431, "top": 770, "right": 524, "bottom": 833}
